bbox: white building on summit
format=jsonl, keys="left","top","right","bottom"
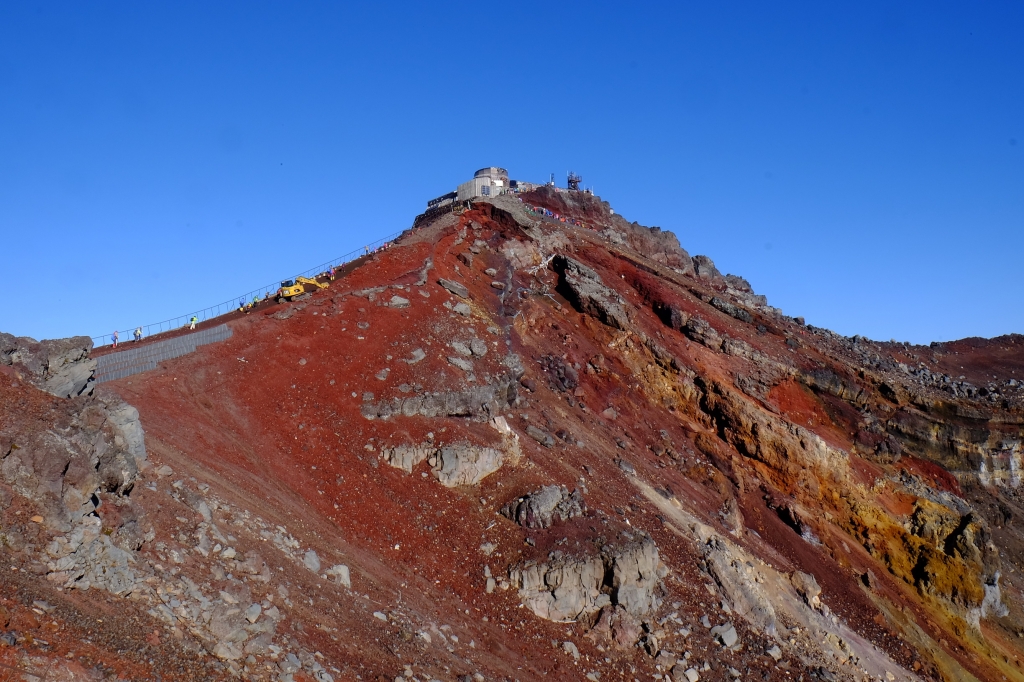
{"left": 425, "top": 167, "right": 540, "bottom": 211}
{"left": 456, "top": 167, "right": 509, "bottom": 201}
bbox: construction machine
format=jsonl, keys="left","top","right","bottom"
{"left": 277, "top": 276, "right": 329, "bottom": 302}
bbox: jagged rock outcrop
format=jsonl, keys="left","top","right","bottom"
{"left": 552, "top": 255, "right": 630, "bottom": 330}
{"left": 511, "top": 553, "right": 606, "bottom": 622}
{"left": 684, "top": 315, "right": 723, "bottom": 349}
{"left": 360, "top": 379, "right": 517, "bottom": 421}
{"left": 382, "top": 441, "right": 504, "bottom": 486}
{"left": 381, "top": 443, "right": 435, "bottom": 473}
{"left": 509, "top": 538, "right": 665, "bottom": 623}
{"left": 513, "top": 186, "right": 695, "bottom": 272}
{"left": 501, "top": 485, "right": 586, "bottom": 529}
{"left": 45, "top": 513, "right": 139, "bottom": 594}
{"left": 0, "top": 332, "right": 96, "bottom": 398}
{"left": 0, "top": 374, "right": 145, "bottom": 531}
{"left": 708, "top": 296, "right": 753, "bottom": 324}
{"left": 432, "top": 444, "right": 504, "bottom": 486}
{"left": 691, "top": 255, "right": 724, "bottom": 286}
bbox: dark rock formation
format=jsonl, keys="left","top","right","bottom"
{"left": 501, "top": 485, "right": 586, "bottom": 529}
{"left": 552, "top": 255, "right": 630, "bottom": 330}
{"left": 0, "top": 332, "right": 96, "bottom": 398}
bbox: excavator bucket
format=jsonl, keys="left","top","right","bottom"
{"left": 295, "top": 276, "right": 329, "bottom": 290}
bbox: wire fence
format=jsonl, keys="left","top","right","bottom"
{"left": 91, "top": 230, "right": 403, "bottom": 348}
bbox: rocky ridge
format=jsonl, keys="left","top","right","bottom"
{"left": 0, "top": 185, "right": 1022, "bottom": 681}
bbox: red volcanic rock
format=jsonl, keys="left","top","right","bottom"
{"left": 0, "top": 191, "right": 1022, "bottom": 681}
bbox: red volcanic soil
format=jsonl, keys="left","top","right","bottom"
{"left": 98, "top": 204, "right": 920, "bottom": 680}
{"left": 767, "top": 379, "right": 854, "bottom": 452}
{"left": 114, "top": 219, "right": 768, "bottom": 679}
{"left": 6, "top": 194, "right": 1019, "bottom": 681}
{"left": 898, "top": 456, "right": 963, "bottom": 497}
{"left": 929, "top": 334, "right": 1024, "bottom": 386}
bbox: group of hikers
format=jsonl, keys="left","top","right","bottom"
{"left": 363, "top": 241, "right": 393, "bottom": 256}
{"left": 110, "top": 327, "right": 144, "bottom": 348}
{"left": 107, "top": 239, "right": 398, "bottom": 350}
{"left": 238, "top": 295, "right": 261, "bottom": 314}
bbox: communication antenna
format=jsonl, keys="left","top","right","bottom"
{"left": 548, "top": 173, "right": 556, "bottom": 186}
{"left": 567, "top": 172, "right": 582, "bottom": 191}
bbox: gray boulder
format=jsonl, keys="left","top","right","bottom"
{"left": 388, "top": 295, "right": 410, "bottom": 309}
{"left": 381, "top": 443, "right": 435, "bottom": 473}
{"left": 448, "top": 356, "right": 474, "bottom": 372}
{"left": 608, "top": 539, "right": 665, "bottom": 616}
{"left": 683, "top": 316, "right": 723, "bottom": 350}
{"left": 433, "top": 444, "right": 503, "bottom": 486}
{"left": 552, "top": 256, "right": 630, "bottom": 330}
{"left": 451, "top": 341, "right": 473, "bottom": 357}
{"left": 438, "top": 278, "right": 470, "bottom": 299}
{"left": 510, "top": 538, "right": 665, "bottom": 622}
{"left": 653, "top": 302, "right": 689, "bottom": 332}
{"left": 526, "top": 425, "right": 555, "bottom": 447}
{"left": 790, "top": 570, "right": 821, "bottom": 607}
{"left": 501, "top": 485, "right": 586, "bottom": 529}
{"left": 325, "top": 564, "right": 351, "bottom": 588}
{"left": 710, "top": 622, "right": 738, "bottom": 647}
{"left": 469, "top": 338, "right": 488, "bottom": 357}
{"left": 403, "top": 348, "right": 426, "bottom": 364}
{"left": 708, "top": 296, "right": 753, "bottom": 324}
{"left": 510, "top": 553, "right": 606, "bottom": 622}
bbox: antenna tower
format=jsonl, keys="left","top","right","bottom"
{"left": 567, "top": 172, "right": 582, "bottom": 191}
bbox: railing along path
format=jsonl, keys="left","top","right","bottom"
{"left": 91, "top": 231, "right": 401, "bottom": 348}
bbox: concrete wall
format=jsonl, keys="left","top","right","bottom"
{"left": 457, "top": 167, "right": 510, "bottom": 201}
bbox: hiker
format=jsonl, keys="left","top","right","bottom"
{"left": 133, "top": 327, "right": 142, "bottom": 342}
{"left": 111, "top": 331, "right": 118, "bottom": 348}
{"left": 364, "top": 245, "right": 369, "bottom": 255}
{"left": 329, "top": 266, "right": 336, "bottom": 281}
{"left": 238, "top": 298, "right": 245, "bottom": 313}
{"left": 189, "top": 316, "right": 197, "bottom": 330}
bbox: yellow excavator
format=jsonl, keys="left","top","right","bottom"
{"left": 277, "top": 276, "right": 329, "bottom": 302}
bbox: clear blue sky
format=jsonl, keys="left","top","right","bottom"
{"left": 1, "top": 2, "right": 1021, "bottom": 345}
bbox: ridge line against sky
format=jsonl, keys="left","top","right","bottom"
{"left": 0, "top": 2, "right": 1020, "bottom": 344}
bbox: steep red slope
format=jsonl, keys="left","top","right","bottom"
{"left": 3, "top": 190, "right": 1024, "bottom": 681}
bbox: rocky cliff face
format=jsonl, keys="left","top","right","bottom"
{"left": 1, "top": 187, "right": 1022, "bottom": 681}
{"left": 1, "top": 332, "right": 97, "bottom": 398}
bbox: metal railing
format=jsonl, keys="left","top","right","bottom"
{"left": 91, "top": 230, "right": 403, "bottom": 348}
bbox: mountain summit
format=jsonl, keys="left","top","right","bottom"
{"left": 1, "top": 185, "right": 1023, "bottom": 681}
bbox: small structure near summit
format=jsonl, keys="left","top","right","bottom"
{"left": 457, "top": 166, "right": 509, "bottom": 201}
{"left": 424, "top": 166, "right": 542, "bottom": 211}
{"left": 417, "top": 165, "right": 591, "bottom": 228}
